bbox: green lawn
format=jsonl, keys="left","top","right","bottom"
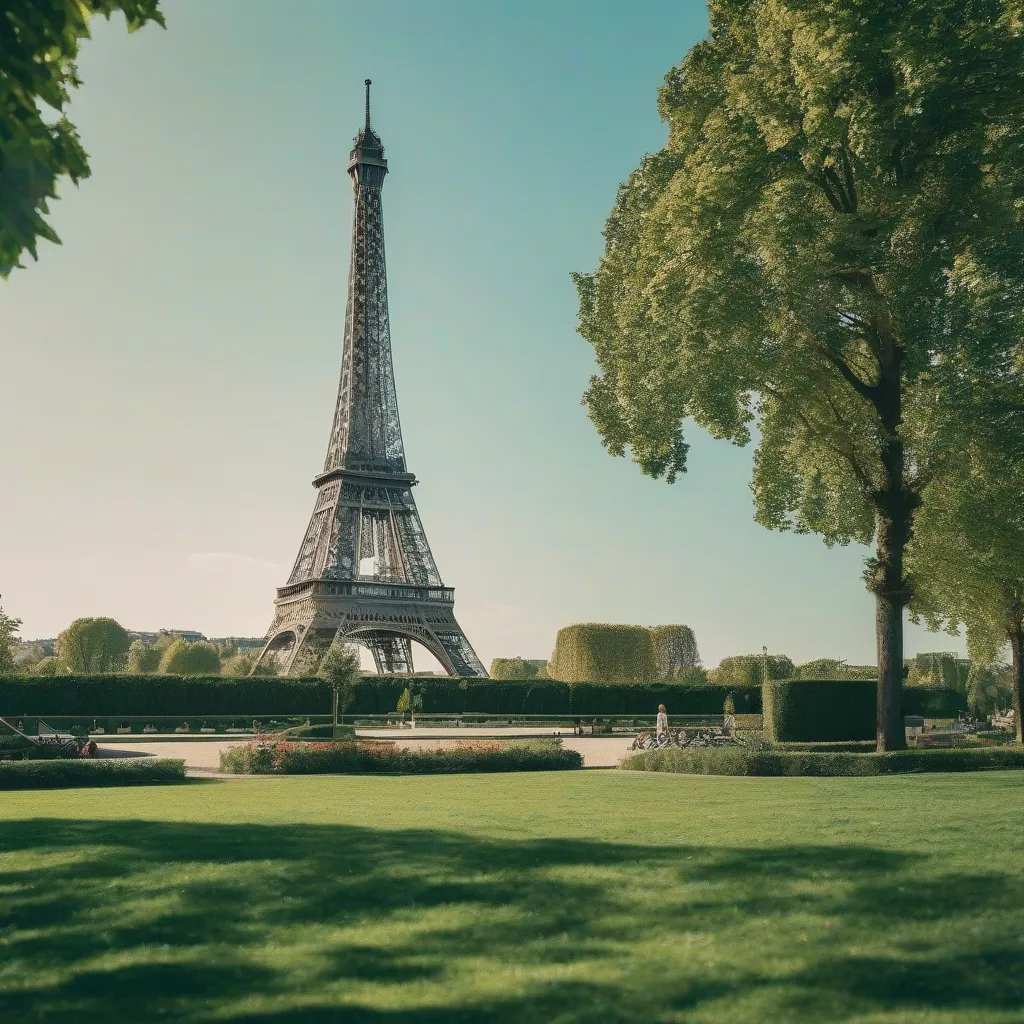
{"left": 1, "top": 771, "right": 1022, "bottom": 1023}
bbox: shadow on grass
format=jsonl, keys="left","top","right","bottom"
{"left": 1, "top": 815, "right": 1022, "bottom": 1022}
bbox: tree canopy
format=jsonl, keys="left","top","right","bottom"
{"left": 909, "top": 441, "right": 1024, "bottom": 739}
{"left": 56, "top": 616, "right": 130, "bottom": 673}
{"left": 0, "top": 605, "right": 22, "bottom": 675}
{"left": 575, "top": 0, "right": 1024, "bottom": 748}
{"left": 159, "top": 639, "right": 220, "bottom": 676}
{"left": 319, "top": 641, "right": 362, "bottom": 716}
{"left": 1, "top": 0, "right": 164, "bottom": 277}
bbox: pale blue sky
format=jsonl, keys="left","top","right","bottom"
{"left": 0, "top": 0, "right": 962, "bottom": 669}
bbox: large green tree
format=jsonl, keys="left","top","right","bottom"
{"left": 575, "top": 0, "right": 1024, "bottom": 749}
{"left": 1, "top": 0, "right": 164, "bottom": 277}
{"left": 56, "top": 616, "right": 130, "bottom": 672}
{"left": 0, "top": 604, "right": 23, "bottom": 674}
{"left": 909, "top": 447, "right": 1024, "bottom": 741}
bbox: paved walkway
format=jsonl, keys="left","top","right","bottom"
{"left": 96, "top": 732, "right": 638, "bottom": 770}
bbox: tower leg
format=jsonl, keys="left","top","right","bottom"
{"left": 366, "top": 635, "right": 413, "bottom": 674}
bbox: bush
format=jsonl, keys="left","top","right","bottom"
{"left": 221, "top": 738, "right": 582, "bottom": 775}
{"left": 902, "top": 686, "right": 968, "bottom": 718}
{"left": 548, "top": 624, "right": 657, "bottom": 683}
{"left": 764, "top": 679, "right": 876, "bottom": 742}
{"left": 160, "top": 639, "right": 222, "bottom": 676}
{"left": 0, "top": 674, "right": 763, "bottom": 718}
{"left": 650, "top": 625, "right": 700, "bottom": 679}
{"left": 490, "top": 658, "right": 544, "bottom": 680}
{"left": 0, "top": 757, "right": 186, "bottom": 789}
{"left": 710, "top": 653, "right": 795, "bottom": 686}
{"left": 621, "top": 746, "right": 1024, "bottom": 776}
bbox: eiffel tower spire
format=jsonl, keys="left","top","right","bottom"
{"left": 255, "top": 84, "right": 486, "bottom": 678}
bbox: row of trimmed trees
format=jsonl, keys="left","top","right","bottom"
{"left": 575, "top": 0, "right": 1024, "bottom": 746}
{"left": 4, "top": 617, "right": 266, "bottom": 678}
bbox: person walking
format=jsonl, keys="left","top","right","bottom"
{"left": 656, "top": 704, "right": 669, "bottom": 743}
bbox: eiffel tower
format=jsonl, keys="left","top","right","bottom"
{"left": 254, "top": 82, "right": 487, "bottom": 678}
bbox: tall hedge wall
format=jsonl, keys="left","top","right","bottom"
{"left": 0, "top": 674, "right": 761, "bottom": 718}
{"left": 547, "top": 624, "right": 658, "bottom": 683}
{"left": 764, "top": 679, "right": 969, "bottom": 742}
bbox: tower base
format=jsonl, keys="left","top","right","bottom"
{"left": 253, "top": 578, "right": 486, "bottom": 677}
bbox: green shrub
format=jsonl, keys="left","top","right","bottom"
{"left": 621, "top": 746, "right": 1024, "bottom": 776}
{"left": 548, "top": 624, "right": 657, "bottom": 683}
{"left": 764, "top": 679, "right": 876, "bottom": 742}
{"left": 490, "top": 658, "right": 545, "bottom": 680}
{"left": 0, "top": 757, "right": 186, "bottom": 789}
{"left": 221, "top": 738, "right": 582, "bottom": 775}
{"left": 650, "top": 625, "right": 700, "bottom": 679}
{"left": 902, "top": 687, "right": 968, "bottom": 718}
{"left": 710, "top": 653, "right": 795, "bottom": 686}
{"left": 160, "top": 639, "right": 222, "bottom": 676}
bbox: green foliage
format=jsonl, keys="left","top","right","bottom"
{"left": 220, "top": 738, "right": 582, "bottom": 776}
{"left": 220, "top": 652, "right": 256, "bottom": 677}
{"left": 319, "top": 641, "right": 362, "bottom": 716}
{"left": 126, "top": 639, "right": 161, "bottom": 674}
{"left": 548, "top": 624, "right": 657, "bottom": 683}
{"left": 764, "top": 679, "right": 877, "bottom": 742}
{"left": 710, "top": 654, "right": 795, "bottom": 686}
{"left": 622, "top": 746, "right": 1024, "bottom": 777}
{"left": 31, "top": 657, "right": 67, "bottom": 677}
{"left": 395, "top": 686, "right": 423, "bottom": 716}
{"left": 0, "top": 606, "right": 22, "bottom": 675}
{"left": 0, "top": 0, "right": 164, "bottom": 276}
{"left": 0, "top": 757, "right": 185, "bottom": 789}
{"left": 56, "top": 617, "right": 130, "bottom": 673}
{"left": 765, "top": 678, "right": 967, "bottom": 741}
{"left": 966, "top": 663, "right": 1011, "bottom": 717}
{"left": 906, "top": 653, "right": 970, "bottom": 691}
{"left": 909, "top": 437, "right": 1024, "bottom": 741}
{"left": 795, "top": 659, "right": 876, "bottom": 680}
{"left": 0, "top": 673, "right": 762, "bottom": 718}
{"left": 489, "top": 658, "right": 545, "bottom": 680}
{"left": 159, "top": 639, "right": 221, "bottom": 676}
{"left": 650, "top": 625, "right": 700, "bottom": 678}
{"left": 574, "top": 0, "right": 1024, "bottom": 750}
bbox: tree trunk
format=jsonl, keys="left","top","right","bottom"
{"left": 875, "top": 586, "right": 905, "bottom": 751}
{"left": 871, "top": 497, "right": 912, "bottom": 751}
{"left": 1010, "top": 627, "right": 1024, "bottom": 745}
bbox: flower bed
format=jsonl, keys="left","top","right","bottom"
{"left": 0, "top": 758, "right": 187, "bottom": 790}
{"left": 220, "top": 737, "right": 582, "bottom": 775}
{"left": 620, "top": 745, "right": 1024, "bottom": 776}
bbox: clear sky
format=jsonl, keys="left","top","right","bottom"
{"left": 1, "top": 0, "right": 964, "bottom": 669}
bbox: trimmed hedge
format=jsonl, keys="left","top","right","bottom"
{"left": 763, "top": 678, "right": 969, "bottom": 742}
{"left": 221, "top": 738, "right": 582, "bottom": 775}
{"left": 765, "top": 679, "right": 876, "bottom": 741}
{"left": 621, "top": 746, "right": 1024, "bottom": 776}
{"left": 548, "top": 624, "right": 658, "bottom": 683}
{"left": 0, "top": 674, "right": 761, "bottom": 718}
{"left": 0, "top": 757, "right": 187, "bottom": 789}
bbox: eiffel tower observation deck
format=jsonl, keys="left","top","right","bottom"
{"left": 255, "top": 82, "right": 487, "bottom": 678}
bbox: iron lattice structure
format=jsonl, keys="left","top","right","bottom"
{"left": 255, "top": 82, "right": 487, "bottom": 678}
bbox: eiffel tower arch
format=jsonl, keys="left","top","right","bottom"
{"left": 254, "top": 82, "right": 486, "bottom": 678}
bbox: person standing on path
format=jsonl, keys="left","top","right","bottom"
{"left": 656, "top": 704, "right": 669, "bottom": 741}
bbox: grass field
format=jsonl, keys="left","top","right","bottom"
{"left": 2, "top": 771, "right": 1023, "bottom": 1022}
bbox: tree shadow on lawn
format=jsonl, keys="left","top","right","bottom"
{"left": 1, "top": 815, "right": 1022, "bottom": 1023}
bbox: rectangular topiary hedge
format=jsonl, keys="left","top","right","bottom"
{"left": 763, "top": 678, "right": 969, "bottom": 742}
{"left": 764, "top": 679, "right": 876, "bottom": 741}
{"left": 621, "top": 746, "right": 1024, "bottom": 776}
{"left": 0, "top": 757, "right": 187, "bottom": 789}
{"left": 0, "top": 675, "right": 761, "bottom": 718}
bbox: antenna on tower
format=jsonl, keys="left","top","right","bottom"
{"left": 364, "top": 79, "right": 372, "bottom": 131}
